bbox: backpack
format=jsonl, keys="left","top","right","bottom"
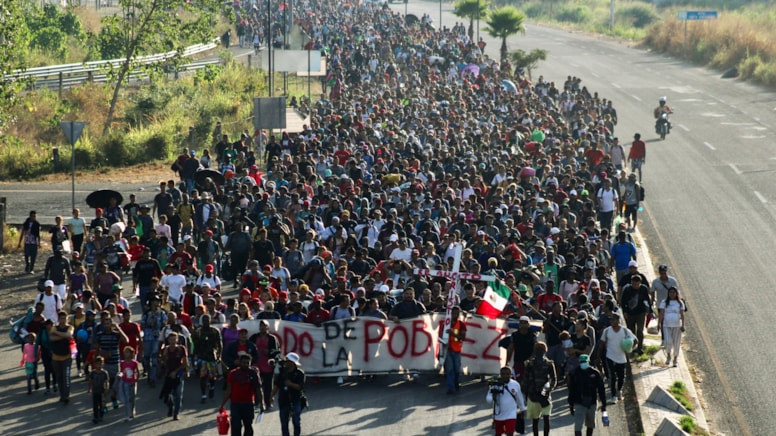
{"left": 37, "top": 292, "right": 63, "bottom": 311}
{"left": 330, "top": 306, "right": 356, "bottom": 319}
{"left": 9, "top": 308, "right": 34, "bottom": 345}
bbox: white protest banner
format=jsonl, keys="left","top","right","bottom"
{"left": 234, "top": 314, "right": 508, "bottom": 376}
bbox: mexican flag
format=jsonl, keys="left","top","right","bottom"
{"left": 476, "top": 280, "right": 512, "bottom": 319}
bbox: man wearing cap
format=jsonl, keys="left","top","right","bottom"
{"left": 507, "top": 316, "right": 538, "bottom": 381}
{"left": 567, "top": 354, "right": 606, "bottom": 436}
{"left": 609, "top": 232, "right": 636, "bottom": 284}
{"left": 253, "top": 319, "right": 280, "bottom": 409}
{"left": 621, "top": 173, "right": 641, "bottom": 231}
{"left": 618, "top": 275, "right": 651, "bottom": 355}
{"left": 193, "top": 314, "right": 223, "bottom": 403}
{"left": 133, "top": 247, "right": 162, "bottom": 312}
{"left": 650, "top": 265, "right": 679, "bottom": 310}
{"left": 221, "top": 351, "right": 264, "bottom": 436}
{"left": 486, "top": 366, "right": 527, "bottom": 436}
{"left": 141, "top": 296, "right": 167, "bottom": 385}
{"left": 271, "top": 352, "right": 306, "bottom": 436}
{"left": 37, "top": 280, "right": 63, "bottom": 322}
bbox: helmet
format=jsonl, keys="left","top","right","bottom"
{"left": 659, "top": 96, "right": 667, "bottom": 103}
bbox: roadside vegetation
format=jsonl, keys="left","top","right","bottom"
{"left": 669, "top": 380, "right": 694, "bottom": 411}
{"left": 0, "top": 59, "right": 267, "bottom": 180}
{"left": 502, "top": 0, "right": 776, "bottom": 87}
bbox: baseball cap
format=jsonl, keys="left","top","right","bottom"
{"left": 628, "top": 260, "right": 638, "bottom": 267}
{"left": 519, "top": 316, "right": 530, "bottom": 322}
{"left": 44, "top": 280, "right": 54, "bottom": 288}
{"left": 579, "top": 354, "right": 590, "bottom": 363}
{"left": 205, "top": 264, "right": 214, "bottom": 272}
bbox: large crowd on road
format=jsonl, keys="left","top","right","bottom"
{"left": 11, "top": 0, "right": 688, "bottom": 435}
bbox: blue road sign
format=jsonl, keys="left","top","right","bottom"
{"left": 678, "top": 10, "right": 718, "bottom": 21}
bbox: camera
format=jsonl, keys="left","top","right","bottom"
{"left": 488, "top": 377, "right": 505, "bottom": 394}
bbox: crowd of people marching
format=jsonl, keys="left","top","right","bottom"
{"left": 12, "top": 0, "right": 689, "bottom": 435}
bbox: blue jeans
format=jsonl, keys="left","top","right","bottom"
{"left": 171, "top": 376, "right": 184, "bottom": 415}
{"left": 138, "top": 286, "right": 151, "bottom": 312}
{"left": 444, "top": 351, "right": 462, "bottom": 392}
{"left": 279, "top": 401, "right": 302, "bottom": 436}
{"left": 24, "top": 243, "right": 38, "bottom": 272}
{"left": 143, "top": 337, "right": 160, "bottom": 381}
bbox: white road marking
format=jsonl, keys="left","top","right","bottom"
{"left": 591, "top": 72, "right": 600, "bottom": 78}
{"left": 704, "top": 142, "right": 716, "bottom": 150}
{"left": 729, "top": 163, "right": 743, "bottom": 175}
{"left": 678, "top": 124, "right": 690, "bottom": 132}
{"left": 754, "top": 191, "right": 767, "bottom": 203}
{"left": 631, "top": 94, "right": 642, "bottom": 102}
{"left": 569, "top": 62, "right": 580, "bottom": 68}
{"left": 741, "top": 135, "right": 766, "bottom": 139}
{"left": 701, "top": 112, "right": 725, "bottom": 117}
{"left": 613, "top": 83, "right": 621, "bottom": 89}
{"left": 721, "top": 122, "right": 755, "bottom": 126}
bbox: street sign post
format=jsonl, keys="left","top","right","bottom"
{"left": 678, "top": 10, "right": 718, "bottom": 21}
{"left": 678, "top": 11, "right": 718, "bottom": 58}
{"left": 59, "top": 121, "right": 86, "bottom": 212}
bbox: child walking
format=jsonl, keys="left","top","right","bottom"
{"left": 117, "top": 346, "right": 139, "bottom": 421}
{"left": 21, "top": 333, "right": 40, "bottom": 394}
{"left": 88, "top": 356, "right": 110, "bottom": 424}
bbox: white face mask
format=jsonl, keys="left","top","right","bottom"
{"left": 579, "top": 362, "right": 589, "bottom": 370}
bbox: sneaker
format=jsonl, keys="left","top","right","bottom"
{"left": 113, "top": 400, "right": 119, "bottom": 409}
{"left": 53, "top": 386, "right": 58, "bottom": 393}
{"left": 337, "top": 376, "right": 344, "bottom": 385}
{"left": 673, "top": 360, "right": 678, "bottom": 367}
{"left": 173, "top": 414, "right": 179, "bottom": 421}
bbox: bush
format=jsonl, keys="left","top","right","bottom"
{"left": 101, "top": 131, "right": 135, "bottom": 166}
{"left": 556, "top": 5, "right": 591, "bottom": 24}
{"left": 617, "top": 4, "right": 659, "bottom": 29}
{"left": 31, "top": 27, "right": 69, "bottom": 60}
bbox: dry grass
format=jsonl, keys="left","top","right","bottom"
{"left": 645, "top": 7, "right": 776, "bottom": 86}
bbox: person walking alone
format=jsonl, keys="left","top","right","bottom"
{"left": 567, "top": 354, "right": 607, "bottom": 436}
{"left": 658, "top": 286, "right": 685, "bottom": 367}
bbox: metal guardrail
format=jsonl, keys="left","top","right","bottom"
{"left": 5, "top": 38, "right": 220, "bottom": 81}
{"left": 32, "top": 59, "right": 223, "bottom": 91}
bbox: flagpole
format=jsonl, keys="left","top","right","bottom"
{"left": 438, "top": 243, "right": 463, "bottom": 364}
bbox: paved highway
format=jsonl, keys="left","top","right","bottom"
{"left": 386, "top": 2, "right": 776, "bottom": 434}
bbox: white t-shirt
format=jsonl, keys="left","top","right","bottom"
{"left": 602, "top": 325, "right": 635, "bottom": 364}
{"left": 658, "top": 299, "right": 684, "bottom": 328}
{"left": 38, "top": 293, "right": 62, "bottom": 321}
{"left": 597, "top": 187, "right": 618, "bottom": 213}
{"left": 486, "top": 379, "right": 526, "bottom": 420}
{"left": 163, "top": 274, "right": 187, "bottom": 302}
{"left": 389, "top": 247, "right": 413, "bottom": 262}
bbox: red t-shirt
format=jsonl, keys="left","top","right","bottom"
{"left": 536, "top": 293, "right": 563, "bottom": 313}
{"left": 584, "top": 148, "right": 605, "bottom": 166}
{"left": 119, "top": 322, "right": 141, "bottom": 354}
{"left": 228, "top": 367, "right": 260, "bottom": 403}
{"left": 629, "top": 140, "right": 646, "bottom": 159}
{"left": 334, "top": 149, "right": 351, "bottom": 165}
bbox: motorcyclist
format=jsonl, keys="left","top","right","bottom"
{"left": 653, "top": 97, "right": 673, "bottom": 134}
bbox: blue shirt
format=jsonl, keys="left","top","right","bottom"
{"left": 610, "top": 241, "right": 637, "bottom": 271}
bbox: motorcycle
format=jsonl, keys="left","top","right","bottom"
{"left": 656, "top": 113, "right": 671, "bottom": 140}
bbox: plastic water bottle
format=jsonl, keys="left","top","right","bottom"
{"left": 602, "top": 411, "right": 610, "bottom": 426}
{"left": 541, "top": 382, "right": 550, "bottom": 397}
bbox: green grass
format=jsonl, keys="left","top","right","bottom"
{"left": 678, "top": 414, "right": 709, "bottom": 435}
{"left": 633, "top": 344, "right": 661, "bottom": 362}
{"left": 669, "top": 380, "right": 694, "bottom": 411}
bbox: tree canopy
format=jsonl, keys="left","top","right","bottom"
{"left": 485, "top": 6, "right": 526, "bottom": 64}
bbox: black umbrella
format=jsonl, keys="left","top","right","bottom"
{"left": 405, "top": 14, "right": 419, "bottom": 26}
{"left": 194, "top": 168, "right": 226, "bottom": 186}
{"left": 85, "top": 189, "right": 123, "bottom": 209}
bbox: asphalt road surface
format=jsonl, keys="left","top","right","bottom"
{"left": 4, "top": 1, "right": 775, "bottom": 435}
{"left": 387, "top": 2, "right": 776, "bottom": 435}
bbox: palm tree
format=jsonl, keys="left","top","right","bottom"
{"left": 485, "top": 6, "right": 526, "bottom": 65}
{"left": 453, "top": 0, "right": 489, "bottom": 40}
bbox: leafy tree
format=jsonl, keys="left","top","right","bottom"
{"left": 453, "top": 0, "right": 489, "bottom": 40}
{"left": 0, "top": 1, "right": 31, "bottom": 130}
{"left": 485, "top": 6, "right": 526, "bottom": 65}
{"left": 100, "top": 0, "right": 225, "bottom": 134}
{"left": 509, "top": 48, "right": 547, "bottom": 80}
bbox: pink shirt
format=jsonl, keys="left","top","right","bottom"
{"left": 120, "top": 360, "right": 139, "bottom": 384}
{"left": 22, "top": 343, "right": 40, "bottom": 363}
